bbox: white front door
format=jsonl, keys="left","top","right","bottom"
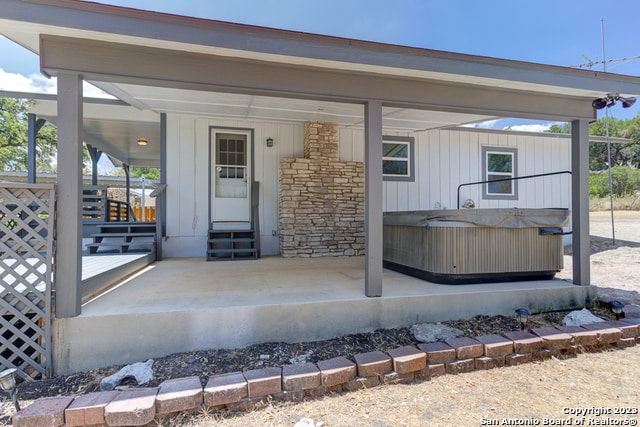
{"left": 210, "top": 130, "right": 252, "bottom": 225}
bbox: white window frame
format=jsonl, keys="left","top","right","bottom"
{"left": 383, "top": 136, "right": 414, "bottom": 182}
{"left": 482, "top": 146, "right": 518, "bottom": 200}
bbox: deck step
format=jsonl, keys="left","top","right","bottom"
{"left": 207, "top": 229, "right": 258, "bottom": 261}
{"left": 86, "top": 241, "right": 156, "bottom": 254}
{"left": 87, "top": 222, "right": 157, "bottom": 254}
{"left": 91, "top": 233, "right": 156, "bottom": 240}
{"left": 97, "top": 222, "right": 156, "bottom": 234}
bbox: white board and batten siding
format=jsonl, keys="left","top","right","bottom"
{"left": 164, "top": 114, "right": 304, "bottom": 257}
{"left": 404, "top": 128, "right": 572, "bottom": 211}
{"left": 165, "top": 114, "right": 572, "bottom": 258}
{"left": 339, "top": 126, "right": 571, "bottom": 212}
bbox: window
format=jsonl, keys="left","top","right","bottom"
{"left": 482, "top": 147, "right": 518, "bottom": 199}
{"left": 383, "top": 136, "right": 414, "bottom": 182}
{"left": 215, "top": 133, "right": 248, "bottom": 198}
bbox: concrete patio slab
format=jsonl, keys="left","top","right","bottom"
{"left": 53, "top": 256, "right": 593, "bottom": 374}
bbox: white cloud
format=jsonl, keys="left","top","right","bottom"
{"left": 461, "top": 119, "right": 500, "bottom": 129}
{"left": 0, "top": 68, "right": 115, "bottom": 98}
{"left": 504, "top": 123, "right": 556, "bottom": 133}
{"left": 0, "top": 68, "right": 55, "bottom": 93}
{"left": 461, "top": 119, "right": 561, "bottom": 133}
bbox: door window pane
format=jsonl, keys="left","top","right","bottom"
{"left": 215, "top": 134, "right": 248, "bottom": 198}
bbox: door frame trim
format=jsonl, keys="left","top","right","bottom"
{"left": 208, "top": 126, "right": 255, "bottom": 227}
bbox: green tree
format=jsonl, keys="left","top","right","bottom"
{"left": 620, "top": 115, "right": 640, "bottom": 168}
{"left": 546, "top": 123, "right": 571, "bottom": 134}
{"left": 0, "top": 97, "right": 58, "bottom": 173}
{"left": 544, "top": 116, "right": 640, "bottom": 169}
{"left": 588, "top": 116, "right": 640, "bottom": 169}
{"left": 130, "top": 167, "right": 160, "bottom": 181}
{"left": 589, "top": 166, "right": 640, "bottom": 197}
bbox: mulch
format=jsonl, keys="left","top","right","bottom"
{"left": 6, "top": 305, "right": 615, "bottom": 403}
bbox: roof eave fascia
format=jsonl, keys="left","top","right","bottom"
{"left": 38, "top": 34, "right": 598, "bottom": 121}
{"left": 3, "top": 0, "right": 640, "bottom": 98}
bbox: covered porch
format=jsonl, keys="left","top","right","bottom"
{"left": 2, "top": 0, "right": 640, "bottom": 377}
{"left": 57, "top": 255, "right": 591, "bottom": 374}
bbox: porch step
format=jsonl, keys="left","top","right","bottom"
{"left": 86, "top": 239, "right": 156, "bottom": 254}
{"left": 87, "top": 222, "right": 157, "bottom": 254}
{"left": 97, "top": 222, "right": 156, "bottom": 234}
{"left": 91, "top": 232, "right": 156, "bottom": 239}
{"left": 207, "top": 229, "right": 257, "bottom": 261}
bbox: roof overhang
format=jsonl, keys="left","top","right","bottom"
{"left": 37, "top": 34, "right": 599, "bottom": 121}
{"left": 2, "top": 0, "right": 638, "bottom": 101}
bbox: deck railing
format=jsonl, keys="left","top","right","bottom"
{"left": 132, "top": 205, "right": 157, "bottom": 222}
{"left": 106, "top": 199, "right": 129, "bottom": 222}
{"left": 83, "top": 185, "right": 131, "bottom": 222}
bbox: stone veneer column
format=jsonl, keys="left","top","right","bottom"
{"left": 304, "top": 121, "right": 339, "bottom": 161}
{"left": 279, "top": 121, "right": 365, "bottom": 257}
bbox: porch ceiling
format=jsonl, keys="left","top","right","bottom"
{"left": 27, "top": 85, "right": 496, "bottom": 168}
{"left": 103, "top": 83, "right": 494, "bottom": 131}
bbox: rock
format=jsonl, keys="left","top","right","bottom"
{"left": 411, "top": 323, "right": 464, "bottom": 343}
{"left": 562, "top": 308, "right": 604, "bottom": 326}
{"left": 100, "top": 359, "right": 154, "bottom": 391}
{"left": 290, "top": 350, "right": 314, "bottom": 364}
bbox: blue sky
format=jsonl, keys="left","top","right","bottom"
{"left": 1, "top": 0, "right": 639, "bottom": 130}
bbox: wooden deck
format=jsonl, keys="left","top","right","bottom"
{"left": 81, "top": 252, "right": 156, "bottom": 303}
{"left": 1, "top": 254, "right": 153, "bottom": 299}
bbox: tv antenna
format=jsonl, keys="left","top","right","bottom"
{"left": 573, "top": 53, "right": 640, "bottom": 69}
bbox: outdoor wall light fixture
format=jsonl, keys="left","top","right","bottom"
{"left": 592, "top": 93, "right": 637, "bottom": 110}
{"left": 515, "top": 308, "right": 531, "bottom": 331}
{"left": 0, "top": 368, "right": 20, "bottom": 411}
{"left": 266, "top": 137, "right": 274, "bottom": 147}
{"left": 137, "top": 138, "right": 148, "bottom": 146}
{"left": 608, "top": 300, "right": 625, "bottom": 320}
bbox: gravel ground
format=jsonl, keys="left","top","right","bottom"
{"left": 1, "top": 210, "right": 638, "bottom": 426}
{"left": 559, "top": 210, "right": 640, "bottom": 304}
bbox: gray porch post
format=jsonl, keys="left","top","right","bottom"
{"left": 86, "top": 144, "right": 102, "bottom": 186}
{"left": 27, "top": 114, "right": 46, "bottom": 183}
{"left": 123, "top": 164, "right": 131, "bottom": 210}
{"left": 27, "top": 113, "right": 37, "bottom": 184}
{"left": 56, "top": 73, "right": 83, "bottom": 317}
{"left": 160, "top": 112, "right": 167, "bottom": 235}
{"left": 571, "top": 119, "right": 590, "bottom": 286}
{"left": 364, "top": 100, "right": 383, "bottom": 297}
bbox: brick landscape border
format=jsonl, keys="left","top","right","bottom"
{"left": 11, "top": 316, "right": 640, "bottom": 427}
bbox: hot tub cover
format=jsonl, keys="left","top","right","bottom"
{"left": 383, "top": 208, "right": 570, "bottom": 228}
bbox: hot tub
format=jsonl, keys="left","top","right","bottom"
{"left": 383, "top": 208, "right": 570, "bottom": 284}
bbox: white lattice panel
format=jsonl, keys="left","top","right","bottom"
{"left": 0, "top": 184, "right": 55, "bottom": 379}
